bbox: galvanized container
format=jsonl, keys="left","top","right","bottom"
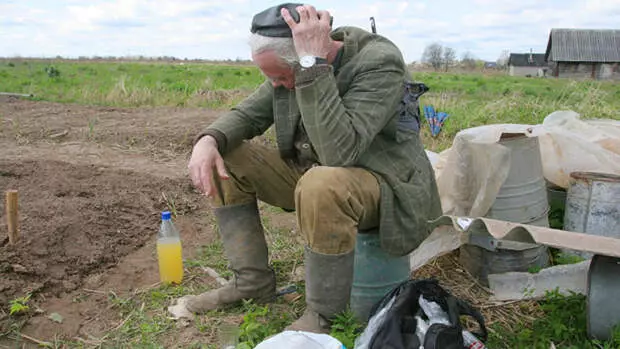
{"left": 350, "top": 231, "right": 410, "bottom": 322}
{"left": 563, "top": 171, "right": 620, "bottom": 259}
{"left": 460, "top": 134, "right": 551, "bottom": 285}
{"left": 485, "top": 134, "right": 550, "bottom": 226}
{"left": 460, "top": 241, "right": 550, "bottom": 286}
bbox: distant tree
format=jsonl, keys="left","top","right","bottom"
{"left": 496, "top": 49, "right": 510, "bottom": 69}
{"left": 461, "top": 51, "right": 477, "bottom": 70}
{"left": 475, "top": 59, "right": 487, "bottom": 70}
{"left": 422, "top": 43, "right": 444, "bottom": 71}
{"left": 443, "top": 47, "right": 456, "bottom": 72}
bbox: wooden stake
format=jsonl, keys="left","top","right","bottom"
{"left": 6, "top": 190, "right": 19, "bottom": 245}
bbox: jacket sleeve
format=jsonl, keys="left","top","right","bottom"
{"left": 294, "top": 46, "right": 405, "bottom": 167}
{"left": 196, "top": 80, "right": 275, "bottom": 155}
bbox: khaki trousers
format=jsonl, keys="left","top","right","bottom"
{"left": 211, "top": 141, "right": 381, "bottom": 254}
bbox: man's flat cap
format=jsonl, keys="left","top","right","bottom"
{"left": 250, "top": 3, "right": 333, "bottom": 37}
{"left": 250, "top": 3, "right": 302, "bottom": 37}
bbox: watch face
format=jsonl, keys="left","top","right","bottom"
{"left": 300, "top": 55, "right": 315, "bottom": 68}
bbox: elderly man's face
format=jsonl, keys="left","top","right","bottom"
{"left": 252, "top": 50, "right": 296, "bottom": 90}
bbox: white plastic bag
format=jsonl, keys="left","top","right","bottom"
{"left": 425, "top": 149, "right": 440, "bottom": 168}
{"left": 254, "top": 331, "right": 345, "bottom": 349}
{"left": 532, "top": 110, "right": 620, "bottom": 188}
{"left": 353, "top": 296, "right": 396, "bottom": 349}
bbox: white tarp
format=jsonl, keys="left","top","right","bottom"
{"left": 430, "top": 110, "right": 620, "bottom": 217}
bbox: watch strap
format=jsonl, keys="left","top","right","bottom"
{"left": 295, "top": 63, "right": 332, "bottom": 86}
{"left": 314, "top": 57, "right": 328, "bottom": 65}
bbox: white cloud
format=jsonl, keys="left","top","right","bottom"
{"left": 1, "top": 0, "right": 619, "bottom": 61}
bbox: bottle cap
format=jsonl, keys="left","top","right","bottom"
{"left": 161, "top": 211, "right": 171, "bottom": 220}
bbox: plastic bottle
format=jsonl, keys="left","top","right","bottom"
{"left": 156, "top": 211, "right": 183, "bottom": 284}
{"left": 463, "top": 330, "right": 487, "bottom": 349}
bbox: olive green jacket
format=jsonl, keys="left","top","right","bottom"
{"left": 200, "top": 26, "right": 442, "bottom": 256}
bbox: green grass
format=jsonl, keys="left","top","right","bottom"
{"left": 0, "top": 59, "right": 264, "bottom": 108}
{"left": 412, "top": 72, "right": 620, "bottom": 151}
{"left": 2, "top": 59, "right": 620, "bottom": 348}
{"left": 487, "top": 289, "right": 620, "bottom": 349}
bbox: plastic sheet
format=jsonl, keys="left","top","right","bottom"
{"left": 254, "top": 331, "right": 345, "bottom": 349}
{"left": 431, "top": 110, "right": 620, "bottom": 217}
{"left": 353, "top": 296, "right": 396, "bottom": 349}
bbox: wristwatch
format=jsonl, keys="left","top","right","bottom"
{"left": 295, "top": 55, "right": 331, "bottom": 86}
{"left": 300, "top": 55, "right": 328, "bottom": 69}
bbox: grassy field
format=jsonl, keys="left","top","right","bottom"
{"left": 0, "top": 60, "right": 263, "bottom": 109}
{"left": 2, "top": 59, "right": 619, "bottom": 152}
{"left": 2, "top": 59, "right": 620, "bottom": 348}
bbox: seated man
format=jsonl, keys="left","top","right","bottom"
{"left": 186, "top": 3, "right": 442, "bottom": 333}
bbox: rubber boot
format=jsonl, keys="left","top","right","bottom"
{"left": 185, "top": 201, "right": 276, "bottom": 313}
{"left": 286, "top": 245, "right": 355, "bottom": 334}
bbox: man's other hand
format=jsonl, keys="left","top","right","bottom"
{"left": 188, "top": 136, "right": 229, "bottom": 197}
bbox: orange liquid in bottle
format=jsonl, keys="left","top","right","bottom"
{"left": 156, "top": 237, "right": 183, "bottom": 284}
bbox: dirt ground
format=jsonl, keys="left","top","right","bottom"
{"left": 0, "top": 96, "right": 298, "bottom": 345}
{"left": 0, "top": 95, "right": 558, "bottom": 349}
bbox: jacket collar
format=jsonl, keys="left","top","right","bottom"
{"left": 330, "top": 26, "right": 361, "bottom": 74}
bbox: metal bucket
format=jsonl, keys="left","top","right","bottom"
{"left": 460, "top": 241, "right": 550, "bottom": 286}
{"left": 485, "top": 134, "right": 550, "bottom": 226}
{"left": 460, "top": 133, "right": 551, "bottom": 285}
{"left": 563, "top": 172, "right": 620, "bottom": 259}
{"left": 350, "top": 231, "right": 410, "bottom": 322}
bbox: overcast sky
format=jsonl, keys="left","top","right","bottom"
{"left": 2, "top": 0, "right": 619, "bottom": 63}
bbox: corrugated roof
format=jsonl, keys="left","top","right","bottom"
{"left": 545, "top": 28, "right": 620, "bottom": 62}
{"left": 508, "top": 53, "right": 547, "bottom": 67}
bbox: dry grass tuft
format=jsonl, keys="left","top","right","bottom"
{"left": 186, "top": 89, "right": 252, "bottom": 108}
{"left": 412, "top": 251, "right": 544, "bottom": 334}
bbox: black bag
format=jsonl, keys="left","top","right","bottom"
{"left": 365, "top": 278, "right": 488, "bottom": 349}
{"left": 397, "top": 81, "right": 429, "bottom": 134}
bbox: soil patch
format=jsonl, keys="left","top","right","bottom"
{"left": 0, "top": 159, "right": 203, "bottom": 307}
{"left": 0, "top": 97, "right": 223, "bottom": 160}
{"left": 0, "top": 98, "right": 298, "bottom": 346}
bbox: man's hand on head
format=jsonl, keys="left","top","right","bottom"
{"left": 280, "top": 5, "right": 332, "bottom": 59}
